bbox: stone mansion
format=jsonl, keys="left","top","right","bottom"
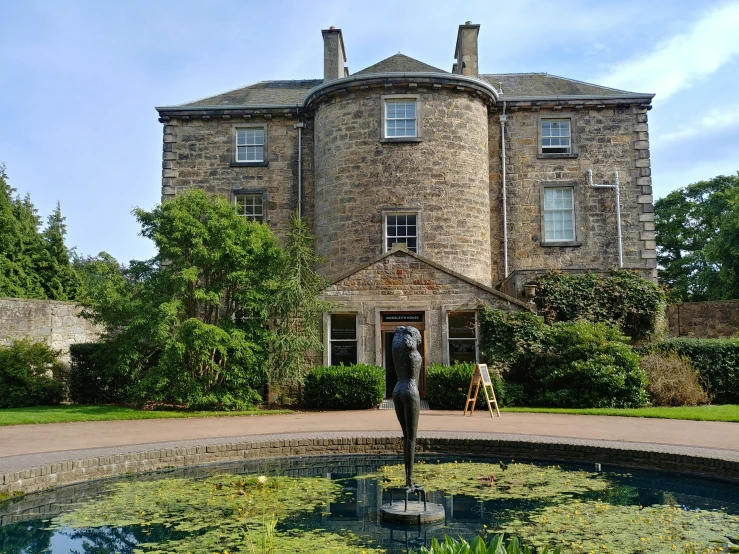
{"left": 156, "top": 22, "right": 656, "bottom": 397}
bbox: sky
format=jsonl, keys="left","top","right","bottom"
{"left": 1, "top": 0, "right": 738, "bottom": 263}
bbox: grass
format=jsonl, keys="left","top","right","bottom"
{"left": 0, "top": 405, "right": 292, "bottom": 426}
{"left": 501, "top": 405, "right": 739, "bottom": 422}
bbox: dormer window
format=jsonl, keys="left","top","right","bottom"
{"left": 383, "top": 97, "right": 420, "bottom": 139}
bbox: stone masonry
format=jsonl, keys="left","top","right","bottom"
{"left": 489, "top": 103, "right": 656, "bottom": 286}
{"left": 313, "top": 88, "right": 492, "bottom": 285}
{"left": 668, "top": 300, "right": 739, "bottom": 338}
{"left": 0, "top": 298, "right": 101, "bottom": 364}
{"left": 321, "top": 250, "right": 526, "bottom": 368}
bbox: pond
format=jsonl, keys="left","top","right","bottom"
{"left": 1, "top": 454, "right": 739, "bottom": 553}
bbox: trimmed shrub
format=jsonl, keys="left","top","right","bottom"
{"left": 640, "top": 353, "right": 708, "bottom": 406}
{"left": 69, "top": 343, "right": 131, "bottom": 404}
{"left": 303, "top": 364, "right": 384, "bottom": 410}
{"left": 426, "top": 362, "right": 505, "bottom": 410}
{"left": 0, "top": 339, "right": 65, "bottom": 408}
{"left": 533, "top": 270, "right": 666, "bottom": 341}
{"left": 533, "top": 321, "right": 648, "bottom": 409}
{"left": 640, "top": 338, "right": 739, "bottom": 404}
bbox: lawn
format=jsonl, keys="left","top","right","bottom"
{"left": 501, "top": 405, "right": 739, "bottom": 422}
{"left": 0, "top": 405, "right": 291, "bottom": 426}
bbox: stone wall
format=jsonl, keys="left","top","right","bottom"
{"left": 490, "top": 104, "right": 656, "bottom": 285}
{"left": 313, "top": 87, "right": 492, "bottom": 285}
{"left": 667, "top": 300, "right": 739, "bottom": 338}
{"left": 0, "top": 298, "right": 101, "bottom": 363}
{"left": 161, "top": 114, "right": 310, "bottom": 242}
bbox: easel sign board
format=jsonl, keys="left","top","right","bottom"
{"left": 463, "top": 364, "right": 501, "bottom": 418}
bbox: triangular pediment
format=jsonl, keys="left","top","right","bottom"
{"left": 322, "top": 248, "right": 527, "bottom": 310}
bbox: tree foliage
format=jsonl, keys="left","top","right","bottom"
{"left": 79, "top": 190, "right": 283, "bottom": 409}
{"left": 655, "top": 172, "right": 739, "bottom": 302}
{"left": 268, "top": 211, "right": 331, "bottom": 387}
{"left": 0, "top": 164, "right": 79, "bottom": 300}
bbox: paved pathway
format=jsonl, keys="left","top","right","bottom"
{"left": 1, "top": 411, "right": 737, "bottom": 468}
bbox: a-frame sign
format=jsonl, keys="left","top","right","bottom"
{"left": 463, "top": 363, "right": 501, "bottom": 418}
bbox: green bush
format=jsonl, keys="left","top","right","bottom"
{"left": 640, "top": 338, "right": 739, "bottom": 404}
{"left": 426, "top": 362, "right": 505, "bottom": 410}
{"left": 69, "top": 343, "right": 132, "bottom": 404}
{"left": 0, "top": 339, "right": 65, "bottom": 408}
{"left": 478, "top": 306, "right": 547, "bottom": 367}
{"left": 416, "top": 534, "right": 560, "bottom": 554}
{"left": 534, "top": 321, "right": 648, "bottom": 408}
{"left": 533, "top": 270, "right": 666, "bottom": 341}
{"left": 303, "top": 364, "right": 384, "bottom": 410}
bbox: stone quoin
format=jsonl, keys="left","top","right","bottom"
{"left": 155, "top": 22, "right": 657, "bottom": 398}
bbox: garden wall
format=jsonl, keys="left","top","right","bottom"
{"left": 0, "top": 298, "right": 101, "bottom": 363}
{"left": 667, "top": 300, "right": 739, "bottom": 338}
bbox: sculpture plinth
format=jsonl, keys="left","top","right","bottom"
{"left": 380, "top": 326, "right": 445, "bottom": 525}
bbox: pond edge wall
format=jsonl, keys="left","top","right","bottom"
{"left": 2, "top": 432, "right": 738, "bottom": 495}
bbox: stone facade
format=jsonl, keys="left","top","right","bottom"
{"left": 667, "top": 300, "right": 739, "bottom": 339}
{"left": 489, "top": 105, "right": 656, "bottom": 286}
{"left": 322, "top": 249, "right": 525, "bottom": 375}
{"left": 314, "top": 88, "right": 491, "bottom": 284}
{"left": 155, "top": 22, "right": 657, "bottom": 381}
{"left": 0, "top": 298, "right": 101, "bottom": 364}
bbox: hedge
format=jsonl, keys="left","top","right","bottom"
{"left": 639, "top": 338, "right": 739, "bottom": 404}
{"left": 303, "top": 364, "right": 384, "bottom": 410}
{"left": 426, "top": 362, "right": 505, "bottom": 410}
{"left": 0, "top": 339, "right": 65, "bottom": 408}
{"left": 69, "top": 343, "right": 131, "bottom": 405}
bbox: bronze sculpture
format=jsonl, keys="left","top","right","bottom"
{"left": 391, "top": 325, "right": 422, "bottom": 490}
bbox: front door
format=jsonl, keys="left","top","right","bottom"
{"left": 381, "top": 311, "right": 426, "bottom": 398}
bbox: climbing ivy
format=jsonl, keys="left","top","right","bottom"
{"left": 533, "top": 270, "right": 666, "bottom": 341}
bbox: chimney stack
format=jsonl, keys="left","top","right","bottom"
{"left": 322, "top": 27, "right": 347, "bottom": 82}
{"left": 454, "top": 21, "right": 480, "bottom": 76}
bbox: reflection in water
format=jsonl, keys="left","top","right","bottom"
{"left": 1, "top": 455, "right": 739, "bottom": 553}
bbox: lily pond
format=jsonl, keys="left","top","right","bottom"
{"left": 2, "top": 455, "right": 739, "bottom": 553}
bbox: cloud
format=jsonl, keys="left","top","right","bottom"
{"left": 596, "top": 2, "right": 739, "bottom": 100}
{"left": 654, "top": 105, "right": 739, "bottom": 145}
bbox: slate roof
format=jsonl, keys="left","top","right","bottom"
{"left": 479, "top": 73, "right": 636, "bottom": 98}
{"left": 354, "top": 53, "right": 447, "bottom": 75}
{"left": 163, "top": 61, "right": 647, "bottom": 110}
{"left": 178, "top": 79, "right": 323, "bottom": 107}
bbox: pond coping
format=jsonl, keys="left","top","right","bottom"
{"left": 2, "top": 431, "right": 739, "bottom": 494}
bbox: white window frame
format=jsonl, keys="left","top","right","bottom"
{"left": 234, "top": 192, "right": 264, "bottom": 223}
{"left": 447, "top": 310, "right": 478, "bottom": 364}
{"left": 542, "top": 186, "right": 576, "bottom": 242}
{"left": 384, "top": 212, "right": 418, "bottom": 253}
{"left": 235, "top": 127, "right": 265, "bottom": 162}
{"left": 540, "top": 119, "right": 571, "bottom": 154}
{"left": 329, "top": 313, "right": 358, "bottom": 366}
{"left": 382, "top": 96, "right": 420, "bottom": 139}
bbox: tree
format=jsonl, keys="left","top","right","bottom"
{"left": 40, "top": 202, "right": 81, "bottom": 300}
{"left": 655, "top": 172, "right": 739, "bottom": 302}
{"left": 79, "top": 190, "right": 284, "bottom": 409}
{"left": 268, "top": 211, "right": 332, "bottom": 388}
{"left": 0, "top": 165, "right": 79, "bottom": 300}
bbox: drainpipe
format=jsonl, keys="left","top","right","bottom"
{"left": 294, "top": 120, "right": 305, "bottom": 218}
{"left": 500, "top": 102, "right": 509, "bottom": 278}
{"left": 588, "top": 169, "right": 623, "bottom": 268}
